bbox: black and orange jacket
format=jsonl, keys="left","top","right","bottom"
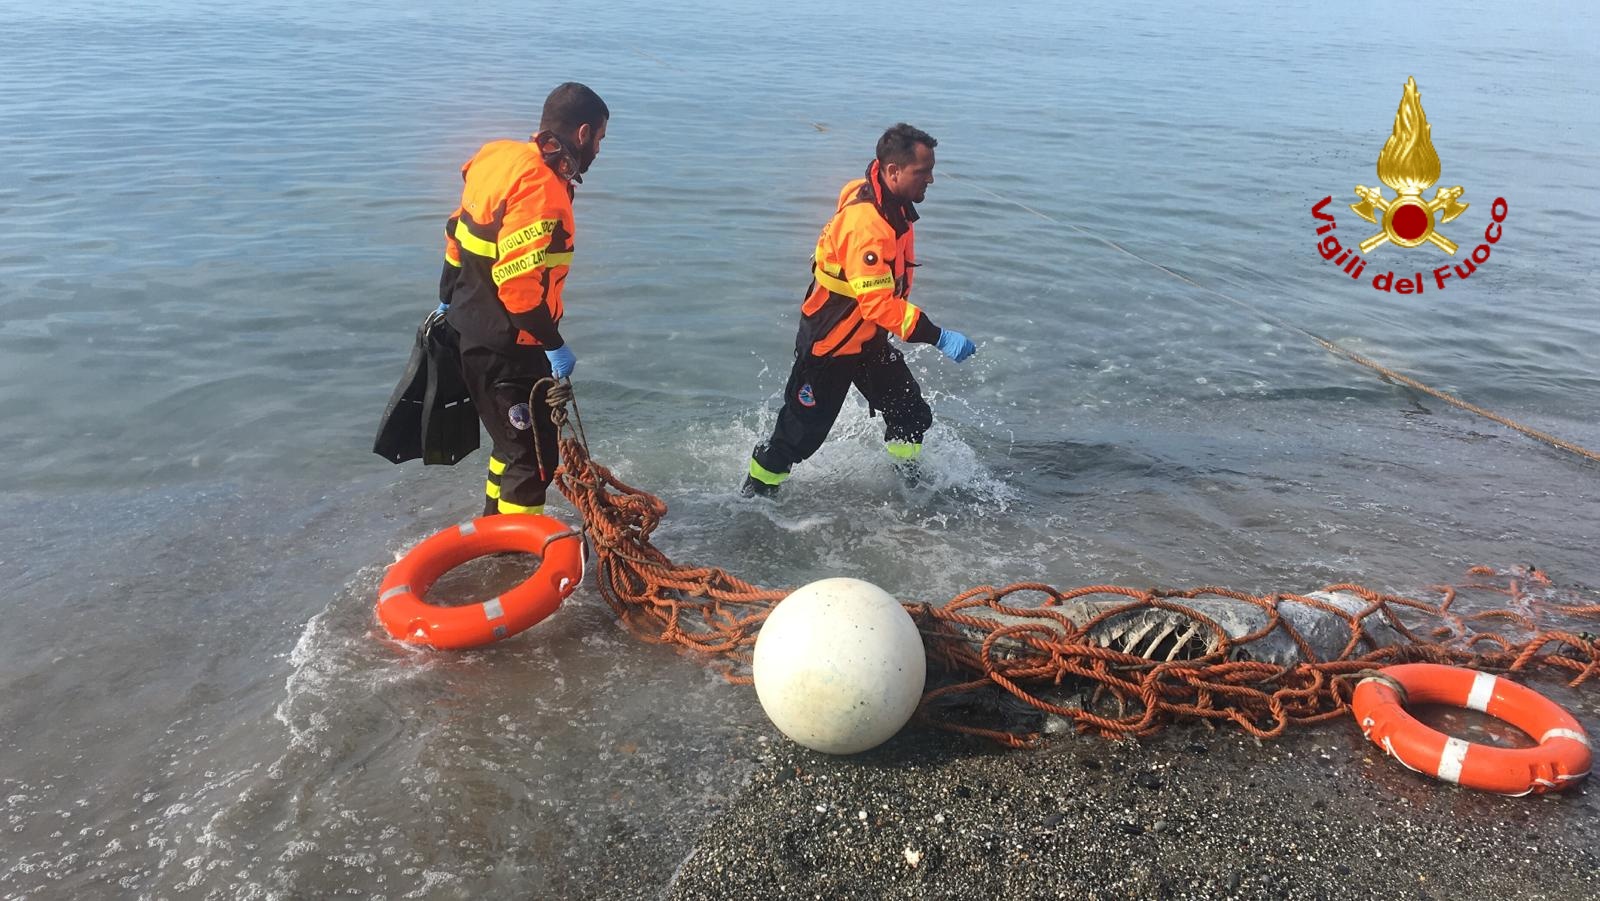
{"left": 795, "top": 160, "right": 943, "bottom": 358}
{"left": 439, "top": 140, "right": 575, "bottom": 353}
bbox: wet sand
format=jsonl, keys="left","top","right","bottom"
{"left": 664, "top": 709, "right": 1599, "bottom": 900}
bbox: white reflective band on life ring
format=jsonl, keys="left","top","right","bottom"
{"left": 1466, "top": 671, "right": 1497, "bottom": 712}
{"left": 1541, "top": 728, "right": 1590, "bottom": 747}
{"left": 1437, "top": 737, "right": 1471, "bottom": 783}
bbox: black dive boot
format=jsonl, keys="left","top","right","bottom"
{"left": 740, "top": 475, "right": 779, "bottom": 498}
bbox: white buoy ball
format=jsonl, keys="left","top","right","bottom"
{"left": 752, "top": 577, "right": 926, "bottom": 754}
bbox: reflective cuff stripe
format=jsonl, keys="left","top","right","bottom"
{"left": 444, "top": 255, "right": 461, "bottom": 268}
{"left": 486, "top": 456, "right": 504, "bottom": 499}
{"left": 885, "top": 441, "right": 922, "bottom": 460}
{"left": 849, "top": 274, "right": 894, "bottom": 294}
{"left": 496, "top": 499, "right": 544, "bottom": 515}
{"left": 813, "top": 265, "right": 854, "bottom": 297}
{"left": 748, "top": 458, "right": 789, "bottom": 486}
{"left": 499, "top": 219, "right": 559, "bottom": 255}
{"left": 454, "top": 219, "right": 497, "bottom": 258}
{"left": 492, "top": 250, "right": 575, "bottom": 286}
{"left": 899, "top": 302, "right": 920, "bottom": 338}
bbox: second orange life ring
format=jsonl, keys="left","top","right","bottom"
{"left": 376, "top": 514, "right": 585, "bottom": 650}
{"left": 1352, "top": 663, "right": 1591, "bottom": 796}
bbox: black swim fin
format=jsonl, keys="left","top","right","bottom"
{"left": 417, "top": 313, "right": 479, "bottom": 465}
{"left": 373, "top": 310, "right": 480, "bottom": 465}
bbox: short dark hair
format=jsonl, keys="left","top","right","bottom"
{"left": 876, "top": 123, "right": 936, "bottom": 166}
{"left": 541, "top": 82, "right": 610, "bottom": 134}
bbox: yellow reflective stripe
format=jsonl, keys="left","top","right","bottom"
{"left": 849, "top": 274, "right": 894, "bottom": 294}
{"left": 445, "top": 256, "right": 461, "bottom": 268}
{"left": 885, "top": 441, "right": 922, "bottom": 460}
{"left": 813, "top": 265, "right": 854, "bottom": 296}
{"left": 454, "top": 220, "right": 497, "bottom": 258}
{"left": 496, "top": 499, "right": 544, "bottom": 515}
{"left": 484, "top": 480, "right": 502, "bottom": 499}
{"left": 899, "top": 302, "right": 919, "bottom": 338}
{"left": 492, "top": 249, "right": 575, "bottom": 286}
{"left": 488, "top": 455, "right": 508, "bottom": 475}
{"left": 499, "top": 219, "right": 559, "bottom": 255}
{"left": 492, "top": 250, "right": 545, "bottom": 285}
{"left": 748, "top": 458, "right": 789, "bottom": 486}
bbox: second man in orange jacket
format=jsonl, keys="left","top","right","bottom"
{"left": 743, "top": 123, "right": 977, "bottom": 497}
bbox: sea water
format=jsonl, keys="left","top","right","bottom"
{"left": 2, "top": 0, "right": 1597, "bottom": 896}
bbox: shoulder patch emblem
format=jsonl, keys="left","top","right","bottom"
{"left": 863, "top": 251, "right": 878, "bottom": 266}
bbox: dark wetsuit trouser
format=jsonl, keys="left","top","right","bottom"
{"left": 752, "top": 340, "right": 933, "bottom": 479}
{"left": 458, "top": 342, "right": 560, "bottom": 514}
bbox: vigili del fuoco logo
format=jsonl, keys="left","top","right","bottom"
{"left": 1312, "top": 77, "right": 1507, "bottom": 295}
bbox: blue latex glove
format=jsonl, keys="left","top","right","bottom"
{"left": 935, "top": 328, "right": 977, "bottom": 363}
{"left": 423, "top": 302, "right": 449, "bottom": 335}
{"left": 545, "top": 344, "right": 577, "bottom": 379}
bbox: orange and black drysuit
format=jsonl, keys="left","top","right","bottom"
{"left": 440, "top": 135, "right": 578, "bottom": 515}
{"left": 748, "top": 161, "right": 944, "bottom": 489}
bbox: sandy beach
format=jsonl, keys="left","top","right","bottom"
{"left": 666, "top": 710, "right": 1600, "bottom": 900}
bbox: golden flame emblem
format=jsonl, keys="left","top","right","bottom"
{"left": 1350, "top": 77, "right": 1469, "bottom": 254}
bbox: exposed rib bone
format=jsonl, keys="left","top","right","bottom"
{"left": 951, "top": 591, "right": 1404, "bottom": 667}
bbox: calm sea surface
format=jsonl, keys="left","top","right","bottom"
{"left": 2, "top": 0, "right": 1597, "bottom": 897}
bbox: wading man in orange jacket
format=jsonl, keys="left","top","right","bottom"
{"left": 441, "top": 82, "right": 608, "bottom": 516}
{"left": 742, "top": 124, "right": 977, "bottom": 497}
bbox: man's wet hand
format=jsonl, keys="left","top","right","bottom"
{"left": 545, "top": 345, "right": 577, "bottom": 379}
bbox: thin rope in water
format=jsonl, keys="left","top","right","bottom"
{"left": 942, "top": 172, "right": 1600, "bottom": 465}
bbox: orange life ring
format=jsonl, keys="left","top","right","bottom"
{"left": 1353, "top": 663, "right": 1592, "bottom": 795}
{"left": 376, "top": 514, "right": 585, "bottom": 650}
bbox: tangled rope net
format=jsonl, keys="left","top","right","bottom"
{"left": 545, "top": 399, "right": 1600, "bottom": 748}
